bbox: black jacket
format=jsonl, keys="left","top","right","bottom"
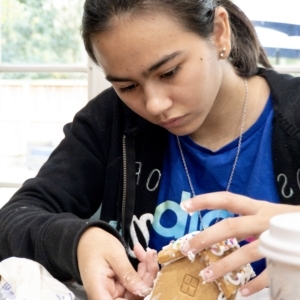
{"left": 0, "top": 69, "right": 300, "bottom": 284}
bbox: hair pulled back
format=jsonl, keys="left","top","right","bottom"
{"left": 81, "top": 0, "right": 271, "bottom": 77}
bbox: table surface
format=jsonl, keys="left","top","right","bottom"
{"left": 66, "top": 282, "right": 270, "bottom": 300}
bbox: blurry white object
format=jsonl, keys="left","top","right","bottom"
{"left": 27, "top": 144, "right": 55, "bottom": 171}
{"left": 0, "top": 257, "right": 74, "bottom": 300}
{"left": 260, "top": 213, "right": 300, "bottom": 299}
{"left": 236, "top": 288, "right": 270, "bottom": 300}
{"left": 255, "top": 27, "right": 300, "bottom": 50}
{"left": 234, "top": 0, "right": 300, "bottom": 25}
{"left": 234, "top": 0, "right": 300, "bottom": 60}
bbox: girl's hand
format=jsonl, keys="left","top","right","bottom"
{"left": 77, "top": 227, "right": 153, "bottom": 300}
{"left": 124, "top": 244, "right": 159, "bottom": 299}
{"left": 180, "top": 191, "right": 300, "bottom": 296}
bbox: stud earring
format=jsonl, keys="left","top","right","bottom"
{"left": 220, "top": 48, "right": 226, "bottom": 58}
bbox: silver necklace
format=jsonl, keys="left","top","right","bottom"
{"left": 176, "top": 77, "right": 248, "bottom": 229}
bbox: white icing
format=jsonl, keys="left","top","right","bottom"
{"left": 217, "top": 292, "right": 227, "bottom": 300}
{"left": 199, "top": 269, "right": 206, "bottom": 282}
{"left": 223, "top": 264, "right": 256, "bottom": 286}
{"left": 166, "top": 231, "right": 199, "bottom": 251}
{"left": 210, "top": 238, "right": 240, "bottom": 256}
{"left": 161, "top": 256, "right": 183, "bottom": 266}
{"left": 187, "top": 250, "right": 196, "bottom": 262}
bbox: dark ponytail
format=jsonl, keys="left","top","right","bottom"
{"left": 218, "top": 0, "right": 272, "bottom": 76}
{"left": 81, "top": 0, "right": 272, "bottom": 76}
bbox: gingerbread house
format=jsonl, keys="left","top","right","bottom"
{"left": 146, "top": 233, "right": 255, "bottom": 300}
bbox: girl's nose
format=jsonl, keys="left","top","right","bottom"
{"left": 144, "top": 87, "right": 172, "bottom": 115}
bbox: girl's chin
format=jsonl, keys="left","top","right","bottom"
{"left": 165, "top": 127, "right": 196, "bottom": 137}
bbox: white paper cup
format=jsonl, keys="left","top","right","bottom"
{"left": 259, "top": 212, "right": 300, "bottom": 299}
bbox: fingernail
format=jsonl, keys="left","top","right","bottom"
{"left": 146, "top": 247, "right": 157, "bottom": 254}
{"left": 180, "top": 201, "right": 194, "bottom": 215}
{"left": 134, "top": 286, "right": 152, "bottom": 297}
{"left": 199, "top": 269, "right": 214, "bottom": 282}
{"left": 240, "top": 288, "right": 250, "bottom": 296}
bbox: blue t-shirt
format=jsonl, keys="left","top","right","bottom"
{"left": 149, "top": 95, "right": 279, "bottom": 276}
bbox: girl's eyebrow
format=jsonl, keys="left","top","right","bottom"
{"left": 106, "top": 50, "right": 184, "bottom": 83}
{"left": 143, "top": 50, "right": 184, "bottom": 76}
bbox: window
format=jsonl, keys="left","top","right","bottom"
{"left": 0, "top": 0, "right": 109, "bottom": 205}
{"left": 234, "top": 0, "right": 300, "bottom": 75}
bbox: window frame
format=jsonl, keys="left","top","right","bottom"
{"left": 0, "top": 58, "right": 107, "bottom": 101}
{"left": 0, "top": 58, "right": 108, "bottom": 188}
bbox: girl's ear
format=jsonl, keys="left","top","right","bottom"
{"left": 213, "top": 7, "right": 231, "bottom": 59}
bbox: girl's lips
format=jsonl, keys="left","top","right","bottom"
{"left": 159, "top": 116, "right": 185, "bottom": 129}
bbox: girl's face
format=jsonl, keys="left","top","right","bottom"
{"left": 91, "top": 12, "right": 226, "bottom": 136}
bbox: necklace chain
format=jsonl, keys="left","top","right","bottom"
{"left": 176, "top": 77, "right": 248, "bottom": 229}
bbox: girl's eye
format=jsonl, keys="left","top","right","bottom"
{"left": 119, "top": 84, "right": 137, "bottom": 93}
{"left": 118, "top": 67, "right": 180, "bottom": 93}
{"left": 160, "top": 66, "right": 180, "bottom": 80}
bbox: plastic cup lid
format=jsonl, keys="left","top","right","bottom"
{"left": 259, "top": 212, "right": 300, "bottom": 265}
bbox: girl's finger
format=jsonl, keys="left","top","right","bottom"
{"left": 181, "top": 191, "right": 263, "bottom": 216}
{"left": 134, "top": 244, "right": 159, "bottom": 279}
{"left": 239, "top": 269, "right": 269, "bottom": 297}
{"left": 134, "top": 243, "right": 147, "bottom": 262}
{"left": 105, "top": 244, "right": 152, "bottom": 297}
{"left": 145, "top": 248, "right": 159, "bottom": 274}
{"left": 182, "top": 216, "right": 264, "bottom": 254}
{"left": 134, "top": 245, "right": 158, "bottom": 287}
{"left": 199, "top": 240, "right": 262, "bottom": 283}
{"left": 137, "top": 260, "right": 147, "bottom": 278}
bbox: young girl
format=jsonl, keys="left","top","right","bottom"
{"left": 1, "top": 0, "right": 300, "bottom": 299}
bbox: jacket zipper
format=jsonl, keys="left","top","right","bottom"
{"left": 121, "top": 135, "right": 127, "bottom": 244}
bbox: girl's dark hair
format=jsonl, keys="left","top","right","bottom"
{"left": 81, "top": 0, "right": 272, "bottom": 77}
